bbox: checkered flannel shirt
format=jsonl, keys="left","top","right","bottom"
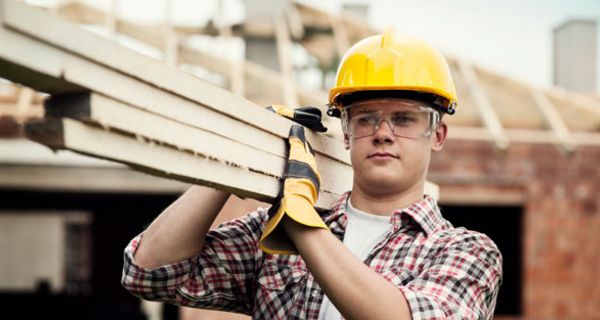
{"left": 122, "top": 192, "right": 502, "bottom": 319}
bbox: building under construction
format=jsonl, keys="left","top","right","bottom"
{"left": 0, "top": 1, "right": 599, "bottom": 319}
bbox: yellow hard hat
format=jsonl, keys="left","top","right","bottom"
{"left": 328, "top": 27, "right": 457, "bottom": 116}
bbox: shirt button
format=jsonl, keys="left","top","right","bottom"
{"left": 311, "top": 289, "right": 319, "bottom": 297}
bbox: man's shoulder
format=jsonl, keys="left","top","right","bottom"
{"left": 432, "top": 225, "right": 502, "bottom": 261}
{"left": 210, "top": 206, "right": 272, "bottom": 236}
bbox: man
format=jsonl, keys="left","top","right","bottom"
{"left": 122, "top": 28, "right": 502, "bottom": 319}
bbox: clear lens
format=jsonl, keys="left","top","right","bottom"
{"left": 342, "top": 105, "right": 438, "bottom": 139}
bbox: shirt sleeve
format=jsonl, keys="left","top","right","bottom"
{"left": 121, "top": 207, "right": 269, "bottom": 314}
{"left": 395, "top": 231, "right": 503, "bottom": 320}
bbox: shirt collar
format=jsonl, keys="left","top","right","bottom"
{"left": 324, "top": 191, "right": 450, "bottom": 237}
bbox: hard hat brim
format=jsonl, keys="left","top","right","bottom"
{"left": 329, "top": 86, "right": 457, "bottom": 114}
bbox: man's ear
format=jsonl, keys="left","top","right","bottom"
{"left": 343, "top": 133, "right": 350, "bottom": 150}
{"left": 432, "top": 121, "right": 448, "bottom": 152}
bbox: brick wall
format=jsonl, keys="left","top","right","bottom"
{"left": 430, "top": 139, "right": 600, "bottom": 320}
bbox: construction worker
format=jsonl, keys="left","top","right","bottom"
{"left": 122, "top": 28, "right": 502, "bottom": 319}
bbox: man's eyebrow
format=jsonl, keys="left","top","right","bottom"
{"left": 391, "top": 109, "right": 420, "bottom": 114}
{"left": 352, "top": 108, "right": 378, "bottom": 115}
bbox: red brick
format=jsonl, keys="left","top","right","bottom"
{"left": 429, "top": 141, "right": 600, "bottom": 319}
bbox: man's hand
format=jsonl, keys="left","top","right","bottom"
{"left": 267, "top": 105, "right": 328, "bottom": 132}
{"left": 259, "top": 125, "right": 328, "bottom": 254}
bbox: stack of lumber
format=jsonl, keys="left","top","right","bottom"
{"left": 0, "top": 1, "right": 437, "bottom": 208}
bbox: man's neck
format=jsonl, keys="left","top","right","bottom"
{"left": 349, "top": 183, "right": 424, "bottom": 216}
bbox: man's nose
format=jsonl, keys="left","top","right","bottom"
{"left": 375, "top": 119, "right": 394, "bottom": 134}
{"left": 372, "top": 119, "right": 395, "bottom": 142}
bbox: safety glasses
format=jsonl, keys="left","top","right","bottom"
{"left": 341, "top": 103, "right": 440, "bottom": 140}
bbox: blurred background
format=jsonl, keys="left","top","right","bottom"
{"left": 1, "top": 0, "right": 599, "bottom": 319}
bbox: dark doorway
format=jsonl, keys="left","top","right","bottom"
{"left": 0, "top": 189, "right": 181, "bottom": 320}
{"left": 439, "top": 204, "right": 522, "bottom": 316}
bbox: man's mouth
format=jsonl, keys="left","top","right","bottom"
{"left": 367, "top": 152, "right": 400, "bottom": 159}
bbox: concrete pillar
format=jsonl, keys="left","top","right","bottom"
{"left": 553, "top": 20, "right": 597, "bottom": 93}
{"left": 244, "top": 0, "right": 289, "bottom": 71}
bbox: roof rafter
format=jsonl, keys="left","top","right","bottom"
{"left": 457, "top": 59, "right": 510, "bottom": 150}
{"left": 529, "top": 87, "right": 574, "bottom": 153}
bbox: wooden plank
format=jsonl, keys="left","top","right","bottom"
{"left": 53, "top": 1, "right": 326, "bottom": 109}
{"left": 0, "top": 0, "right": 348, "bottom": 163}
{"left": 545, "top": 86, "right": 600, "bottom": 116}
{"left": 44, "top": 93, "right": 284, "bottom": 176}
{"left": 571, "top": 132, "right": 600, "bottom": 146}
{"left": 0, "top": 25, "right": 356, "bottom": 206}
{"left": 24, "top": 118, "right": 272, "bottom": 198}
{"left": 0, "top": 27, "right": 275, "bottom": 154}
{"left": 44, "top": 92, "right": 354, "bottom": 195}
{"left": 0, "top": 32, "right": 84, "bottom": 94}
{"left": 0, "top": 26, "right": 347, "bottom": 166}
{"left": 25, "top": 118, "right": 339, "bottom": 208}
{"left": 0, "top": 2, "right": 440, "bottom": 203}
{"left": 457, "top": 59, "right": 509, "bottom": 149}
{"left": 529, "top": 88, "right": 574, "bottom": 153}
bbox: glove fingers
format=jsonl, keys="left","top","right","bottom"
{"left": 296, "top": 106, "right": 322, "bottom": 117}
{"left": 294, "top": 112, "right": 319, "bottom": 126}
{"left": 268, "top": 105, "right": 328, "bottom": 132}
{"left": 296, "top": 107, "right": 327, "bottom": 132}
{"left": 311, "top": 123, "right": 328, "bottom": 133}
{"left": 294, "top": 113, "right": 328, "bottom": 132}
{"left": 267, "top": 104, "right": 295, "bottom": 119}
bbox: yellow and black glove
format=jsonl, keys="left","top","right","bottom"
{"left": 267, "top": 105, "right": 328, "bottom": 132}
{"left": 259, "top": 124, "right": 328, "bottom": 255}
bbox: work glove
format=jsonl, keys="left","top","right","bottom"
{"left": 259, "top": 124, "right": 329, "bottom": 255}
{"left": 267, "top": 105, "right": 328, "bottom": 132}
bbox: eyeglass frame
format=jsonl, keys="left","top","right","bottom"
{"left": 340, "top": 101, "right": 441, "bottom": 140}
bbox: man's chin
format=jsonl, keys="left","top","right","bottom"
{"left": 362, "top": 175, "right": 407, "bottom": 192}
{"left": 366, "top": 167, "right": 402, "bottom": 181}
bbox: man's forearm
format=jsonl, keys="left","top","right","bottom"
{"left": 134, "top": 185, "right": 230, "bottom": 269}
{"left": 283, "top": 218, "right": 412, "bottom": 320}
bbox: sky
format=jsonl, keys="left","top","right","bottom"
{"left": 29, "top": 0, "right": 600, "bottom": 91}
{"left": 318, "top": 0, "right": 600, "bottom": 90}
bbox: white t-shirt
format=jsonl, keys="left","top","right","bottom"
{"left": 317, "top": 199, "right": 392, "bottom": 320}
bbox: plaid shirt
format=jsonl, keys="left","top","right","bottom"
{"left": 122, "top": 192, "right": 502, "bottom": 319}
